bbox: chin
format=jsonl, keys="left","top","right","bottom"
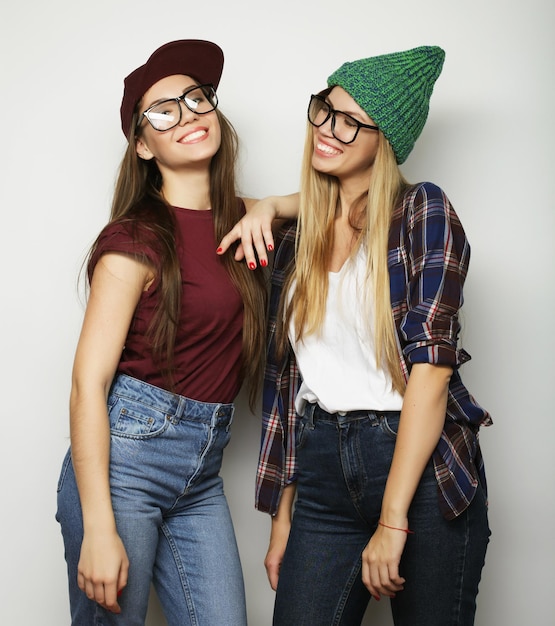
{"left": 311, "top": 158, "right": 337, "bottom": 177}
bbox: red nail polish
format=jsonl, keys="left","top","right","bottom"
{"left": 248, "top": 262, "right": 256, "bottom": 270}
{"left": 260, "top": 259, "right": 268, "bottom": 267}
{"left": 267, "top": 244, "right": 274, "bottom": 251}
{"left": 117, "top": 589, "right": 123, "bottom": 597}
{"left": 216, "top": 247, "right": 223, "bottom": 254}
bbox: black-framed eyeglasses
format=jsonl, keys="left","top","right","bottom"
{"left": 307, "top": 94, "right": 379, "bottom": 144}
{"left": 137, "top": 84, "right": 218, "bottom": 132}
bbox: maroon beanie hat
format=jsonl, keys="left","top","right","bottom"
{"left": 120, "top": 39, "right": 224, "bottom": 137}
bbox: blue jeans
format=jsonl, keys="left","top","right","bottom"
{"left": 273, "top": 404, "right": 490, "bottom": 626}
{"left": 56, "top": 374, "right": 247, "bottom": 626}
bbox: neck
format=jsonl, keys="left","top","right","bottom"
{"left": 337, "top": 189, "right": 367, "bottom": 225}
{"left": 337, "top": 171, "right": 372, "bottom": 219}
{"left": 159, "top": 166, "right": 212, "bottom": 210}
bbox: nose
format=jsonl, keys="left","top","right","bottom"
{"left": 319, "top": 112, "right": 335, "bottom": 137}
{"left": 178, "top": 100, "right": 199, "bottom": 126}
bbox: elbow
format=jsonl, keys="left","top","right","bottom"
{"left": 70, "top": 368, "right": 114, "bottom": 414}
{"left": 409, "top": 362, "right": 453, "bottom": 391}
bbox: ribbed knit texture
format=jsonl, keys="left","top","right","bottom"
{"left": 327, "top": 46, "right": 445, "bottom": 164}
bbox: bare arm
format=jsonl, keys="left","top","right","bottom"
{"left": 217, "top": 193, "right": 299, "bottom": 268}
{"left": 264, "top": 483, "right": 296, "bottom": 591}
{"left": 361, "top": 363, "right": 452, "bottom": 600}
{"left": 71, "top": 253, "right": 153, "bottom": 612}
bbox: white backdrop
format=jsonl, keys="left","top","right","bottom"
{"left": 1, "top": 0, "right": 553, "bottom": 624}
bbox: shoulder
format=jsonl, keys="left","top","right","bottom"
{"left": 395, "top": 182, "right": 462, "bottom": 226}
{"left": 89, "top": 218, "right": 161, "bottom": 280}
{"left": 94, "top": 219, "right": 156, "bottom": 256}
{"left": 95, "top": 220, "right": 134, "bottom": 246}
{"left": 399, "top": 181, "right": 450, "bottom": 210}
{"left": 392, "top": 183, "right": 469, "bottom": 269}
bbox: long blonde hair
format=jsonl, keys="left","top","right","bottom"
{"left": 279, "top": 123, "right": 408, "bottom": 394}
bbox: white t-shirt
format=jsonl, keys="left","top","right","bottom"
{"left": 289, "top": 249, "right": 403, "bottom": 415}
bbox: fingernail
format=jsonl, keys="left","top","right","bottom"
{"left": 248, "top": 262, "right": 256, "bottom": 270}
{"left": 372, "top": 595, "right": 380, "bottom": 602}
{"left": 267, "top": 244, "right": 274, "bottom": 251}
{"left": 260, "top": 259, "right": 268, "bottom": 267}
{"left": 117, "top": 589, "right": 123, "bottom": 598}
{"left": 216, "top": 247, "right": 223, "bottom": 254}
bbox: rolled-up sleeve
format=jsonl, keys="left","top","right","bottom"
{"left": 396, "top": 182, "right": 471, "bottom": 368}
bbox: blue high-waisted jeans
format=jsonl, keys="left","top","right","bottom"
{"left": 56, "top": 374, "right": 246, "bottom": 626}
{"left": 273, "top": 403, "right": 490, "bottom": 626}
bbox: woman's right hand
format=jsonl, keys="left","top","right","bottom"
{"left": 264, "top": 483, "right": 296, "bottom": 590}
{"left": 217, "top": 193, "right": 299, "bottom": 269}
{"left": 217, "top": 197, "right": 279, "bottom": 268}
{"left": 264, "top": 516, "right": 291, "bottom": 591}
{"left": 78, "top": 529, "right": 129, "bottom": 613}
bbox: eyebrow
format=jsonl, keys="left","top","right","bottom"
{"left": 326, "top": 98, "right": 372, "bottom": 123}
{"left": 144, "top": 83, "right": 199, "bottom": 110}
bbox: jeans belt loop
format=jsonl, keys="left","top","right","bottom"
{"left": 306, "top": 402, "right": 317, "bottom": 427}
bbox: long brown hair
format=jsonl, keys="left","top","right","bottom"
{"left": 278, "top": 123, "right": 408, "bottom": 394}
{"left": 87, "top": 107, "right": 267, "bottom": 408}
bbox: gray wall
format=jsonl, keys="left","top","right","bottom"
{"left": 1, "top": 0, "right": 553, "bottom": 624}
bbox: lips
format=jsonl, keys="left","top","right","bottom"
{"left": 315, "top": 139, "right": 342, "bottom": 156}
{"left": 178, "top": 128, "right": 208, "bottom": 144}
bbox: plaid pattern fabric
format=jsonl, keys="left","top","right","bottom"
{"left": 255, "top": 182, "right": 492, "bottom": 520}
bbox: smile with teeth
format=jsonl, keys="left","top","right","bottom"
{"left": 180, "top": 129, "right": 207, "bottom": 143}
{"left": 316, "top": 141, "right": 342, "bottom": 156}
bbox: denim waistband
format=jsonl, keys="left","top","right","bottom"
{"left": 306, "top": 402, "right": 400, "bottom": 424}
{"left": 109, "top": 374, "right": 234, "bottom": 425}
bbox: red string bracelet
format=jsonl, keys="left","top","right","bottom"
{"left": 378, "top": 521, "right": 415, "bottom": 535}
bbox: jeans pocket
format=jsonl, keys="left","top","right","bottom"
{"left": 56, "top": 448, "right": 72, "bottom": 492}
{"left": 109, "top": 397, "right": 169, "bottom": 439}
{"left": 379, "top": 413, "right": 401, "bottom": 439}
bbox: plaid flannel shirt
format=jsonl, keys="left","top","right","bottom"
{"left": 255, "top": 182, "right": 492, "bottom": 520}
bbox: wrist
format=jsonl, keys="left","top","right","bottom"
{"left": 264, "top": 196, "right": 280, "bottom": 219}
{"left": 82, "top": 508, "right": 117, "bottom": 535}
{"left": 379, "top": 508, "right": 409, "bottom": 526}
{"left": 379, "top": 497, "right": 410, "bottom": 524}
{"left": 378, "top": 520, "right": 414, "bottom": 535}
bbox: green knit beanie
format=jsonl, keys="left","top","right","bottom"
{"left": 327, "top": 46, "right": 445, "bottom": 164}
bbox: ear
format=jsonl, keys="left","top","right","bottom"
{"left": 135, "top": 136, "right": 155, "bottom": 161}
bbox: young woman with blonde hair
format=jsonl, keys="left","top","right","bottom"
{"left": 225, "top": 45, "right": 492, "bottom": 625}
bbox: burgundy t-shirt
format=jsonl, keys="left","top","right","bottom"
{"left": 89, "top": 206, "right": 244, "bottom": 403}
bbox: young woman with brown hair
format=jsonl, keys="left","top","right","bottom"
{"left": 56, "top": 39, "right": 269, "bottom": 625}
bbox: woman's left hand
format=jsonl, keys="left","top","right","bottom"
{"left": 362, "top": 364, "right": 452, "bottom": 600}
{"left": 361, "top": 522, "right": 408, "bottom": 600}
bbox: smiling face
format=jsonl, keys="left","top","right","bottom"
{"left": 134, "top": 74, "right": 221, "bottom": 173}
{"left": 311, "top": 87, "right": 380, "bottom": 188}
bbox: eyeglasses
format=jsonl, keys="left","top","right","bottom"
{"left": 307, "top": 94, "right": 379, "bottom": 144}
{"left": 138, "top": 84, "right": 218, "bottom": 132}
